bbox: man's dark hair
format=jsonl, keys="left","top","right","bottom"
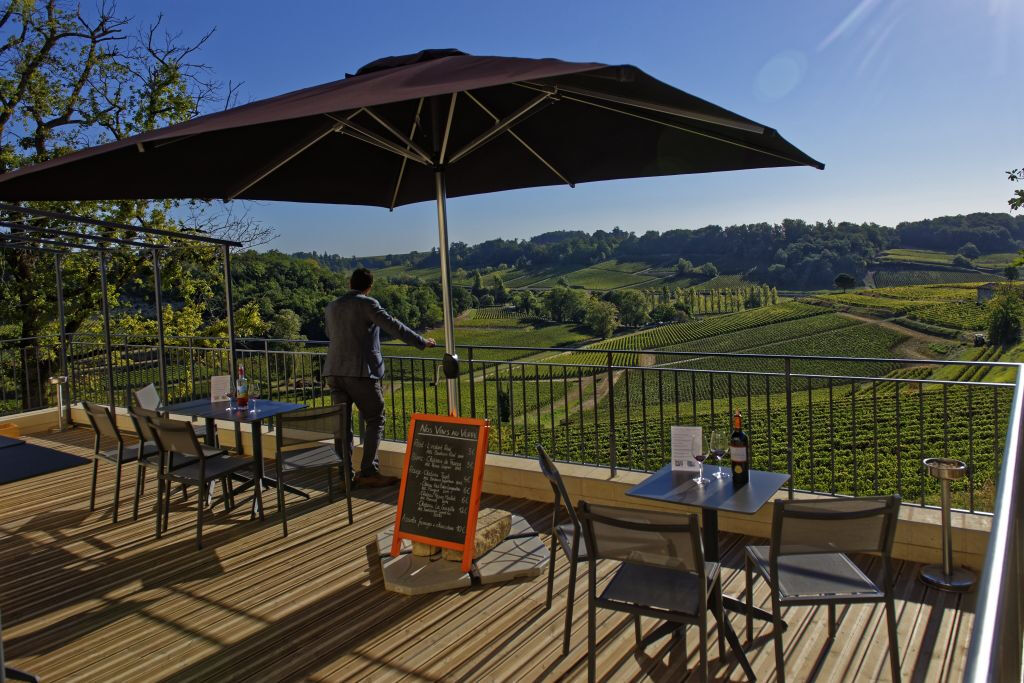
{"left": 350, "top": 267, "right": 374, "bottom": 291}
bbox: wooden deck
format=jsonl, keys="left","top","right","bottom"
{"left": 1, "top": 429, "right": 974, "bottom": 682}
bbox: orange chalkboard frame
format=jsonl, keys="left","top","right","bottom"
{"left": 390, "top": 413, "right": 490, "bottom": 573}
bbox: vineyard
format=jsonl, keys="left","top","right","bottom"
{"left": 873, "top": 269, "right": 998, "bottom": 287}
{"left": 806, "top": 283, "right": 992, "bottom": 330}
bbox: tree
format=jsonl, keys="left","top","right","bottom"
{"left": 834, "top": 273, "right": 856, "bottom": 293}
{"left": 0, "top": 2, "right": 271, "bottom": 409}
{"left": 1005, "top": 265, "right": 1019, "bottom": 281}
{"left": 543, "top": 286, "right": 588, "bottom": 323}
{"left": 492, "top": 273, "right": 509, "bottom": 303}
{"left": 268, "top": 309, "right": 304, "bottom": 343}
{"left": 952, "top": 254, "right": 973, "bottom": 268}
{"left": 675, "top": 258, "right": 694, "bottom": 276}
{"left": 471, "top": 270, "right": 485, "bottom": 297}
{"left": 610, "top": 289, "right": 650, "bottom": 326}
{"left": 649, "top": 303, "right": 675, "bottom": 323}
{"left": 1008, "top": 167, "right": 1024, "bottom": 211}
{"left": 699, "top": 262, "right": 719, "bottom": 278}
{"left": 584, "top": 299, "right": 618, "bottom": 338}
{"left": 957, "top": 242, "right": 981, "bottom": 260}
{"left": 987, "top": 285, "right": 1024, "bottom": 345}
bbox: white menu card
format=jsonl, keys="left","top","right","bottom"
{"left": 210, "top": 375, "right": 231, "bottom": 402}
{"left": 670, "top": 425, "right": 702, "bottom": 473}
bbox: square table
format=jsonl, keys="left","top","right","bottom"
{"left": 163, "top": 398, "right": 307, "bottom": 513}
{"left": 627, "top": 464, "right": 790, "bottom": 680}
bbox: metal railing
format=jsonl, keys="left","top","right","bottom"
{"left": 2, "top": 332, "right": 1020, "bottom": 514}
{"left": 964, "top": 364, "right": 1024, "bottom": 681}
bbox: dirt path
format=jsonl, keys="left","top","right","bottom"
{"left": 837, "top": 311, "right": 954, "bottom": 361}
{"left": 544, "top": 349, "right": 657, "bottom": 418}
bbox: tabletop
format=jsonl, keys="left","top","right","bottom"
{"left": 164, "top": 398, "right": 306, "bottom": 424}
{"left": 626, "top": 465, "right": 790, "bottom": 515}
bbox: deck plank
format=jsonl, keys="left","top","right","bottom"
{"left": 0, "top": 430, "right": 973, "bottom": 681}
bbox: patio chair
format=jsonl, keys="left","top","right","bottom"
{"left": 146, "top": 415, "right": 262, "bottom": 549}
{"left": 127, "top": 406, "right": 196, "bottom": 520}
{"left": 82, "top": 401, "right": 159, "bottom": 524}
{"left": 537, "top": 444, "right": 588, "bottom": 655}
{"left": 744, "top": 495, "right": 902, "bottom": 683}
{"left": 134, "top": 383, "right": 211, "bottom": 443}
{"left": 273, "top": 404, "right": 353, "bottom": 537}
{"left": 578, "top": 501, "right": 725, "bottom": 682}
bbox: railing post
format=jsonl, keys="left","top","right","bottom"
{"left": 467, "top": 346, "right": 476, "bottom": 418}
{"left": 607, "top": 351, "right": 617, "bottom": 476}
{"left": 785, "top": 356, "right": 794, "bottom": 499}
{"left": 263, "top": 339, "right": 271, "bottom": 401}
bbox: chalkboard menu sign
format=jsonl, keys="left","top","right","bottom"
{"left": 391, "top": 413, "right": 489, "bottom": 572}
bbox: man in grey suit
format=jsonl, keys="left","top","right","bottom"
{"left": 323, "top": 267, "right": 436, "bottom": 487}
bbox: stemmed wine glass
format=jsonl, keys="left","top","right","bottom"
{"left": 710, "top": 430, "right": 730, "bottom": 479}
{"left": 248, "top": 380, "right": 260, "bottom": 414}
{"left": 692, "top": 433, "right": 711, "bottom": 486}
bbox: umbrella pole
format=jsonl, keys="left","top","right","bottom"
{"left": 434, "top": 169, "right": 459, "bottom": 415}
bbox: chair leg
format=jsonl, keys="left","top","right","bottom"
{"left": 827, "top": 603, "right": 836, "bottom": 639}
{"left": 162, "top": 474, "right": 172, "bottom": 533}
{"left": 633, "top": 615, "right": 643, "bottom": 648}
{"left": 196, "top": 480, "right": 205, "bottom": 550}
{"left": 221, "top": 477, "right": 231, "bottom": 512}
{"left": 884, "top": 593, "right": 901, "bottom": 682}
{"left": 771, "top": 595, "right": 786, "bottom": 683}
{"left": 254, "top": 472, "right": 265, "bottom": 522}
{"left": 698, "top": 618, "right": 709, "bottom": 683}
{"left": 341, "top": 461, "right": 353, "bottom": 525}
{"left": 713, "top": 576, "right": 727, "bottom": 662}
{"left": 133, "top": 463, "right": 145, "bottom": 521}
{"left": 89, "top": 459, "right": 98, "bottom": 510}
{"left": 327, "top": 466, "right": 335, "bottom": 503}
{"left": 111, "top": 458, "right": 123, "bottom": 524}
{"left": 587, "top": 592, "right": 597, "bottom": 683}
{"left": 545, "top": 533, "right": 557, "bottom": 610}
{"left": 276, "top": 457, "right": 287, "bottom": 537}
{"left": 564, "top": 557, "right": 578, "bottom": 656}
{"left": 154, "top": 475, "right": 164, "bottom": 539}
{"left": 744, "top": 554, "right": 755, "bottom": 642}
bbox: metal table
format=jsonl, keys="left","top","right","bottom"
{"left": 163, "top": 398, "right": 307, "bottom": 514}
{"left": 626, "top": 464, "right": 790, "bottom": 680}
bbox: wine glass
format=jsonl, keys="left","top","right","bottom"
{"left": 692, "top": 433, "right": 710, "bottom": 486}
{"left": 710, "top": 430, "right": 730, "bottom": 479}
{"left": 248, "top": 380, "right": 260, "bottom": 414}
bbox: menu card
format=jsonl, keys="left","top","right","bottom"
{"left": 671, "top": 425, "right": 702, "bottom": 473}
{"left": 210, "top": 375, "right": 231, "bottom": 402}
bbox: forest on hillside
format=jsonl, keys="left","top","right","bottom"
{"left": 296, "top": 212, "right": 1024, "bottom": 291}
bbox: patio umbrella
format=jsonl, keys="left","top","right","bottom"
{"left": 0, "top": 48, "right": 824, "bottom": 413}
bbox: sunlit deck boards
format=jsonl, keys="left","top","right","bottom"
{"left": 1, "top": 429, "right": 973, "bottom": 682}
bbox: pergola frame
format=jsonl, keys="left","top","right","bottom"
{"left": 0, "top": 205, "right": 243, "bottom": 422}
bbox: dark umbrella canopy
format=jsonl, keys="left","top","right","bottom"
{"left": 0, "top": 48, "right": 822, "bottom": 205}
{"left": 0, "top": 48, "right": 823, "bottom": 414}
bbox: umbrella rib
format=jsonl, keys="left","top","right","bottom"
{"left": 438, "top": 93, "right": 457, "bottom": 164}
{"left": 463, "top": 91, "right": 574, "bottom": 188}
{"left": 390, "top": 98, "right": 425, "bottom": 211}
{"left": 329, "top": 114, "right": 432, "bottom": 166}
{"left": 224, "top": 117, "right": 343, "bottom": 200}
{"left": 361, "top": 106, "right": 434, "bottom": 165}
{"left": 447, "top": 92, "right": 553, "bottom": 165}
{"left": 546, "top": 88, "right": 824, "bottom": 170}
{"left": 521, "top": 81, "right": 766, "bottom": 134}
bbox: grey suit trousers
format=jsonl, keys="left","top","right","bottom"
{"left": 326, "top": 376, "right": 386, "bottom": 477}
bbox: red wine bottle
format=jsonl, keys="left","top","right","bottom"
{"left": 730, "top": 411, "right": 749, "bottom": 489}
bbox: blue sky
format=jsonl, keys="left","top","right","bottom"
{"left": 134, "top": 0, "right": 1022, "bottom": 256}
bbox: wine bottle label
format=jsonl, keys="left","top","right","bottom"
{"left": 730, "top": 446, "right": 747, "bottom": 462}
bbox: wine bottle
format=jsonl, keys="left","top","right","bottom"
{"left": 236, "top": 364, "right": 248, "bottom": 409}
{"left": 730, "top": 411, "right": 749, "bottom": 489}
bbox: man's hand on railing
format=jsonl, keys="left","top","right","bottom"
{"left": 424, "top": 338, "right": 437, "bottom": 348}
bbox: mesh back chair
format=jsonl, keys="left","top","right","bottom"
{"left": 273, "top": 404, "right": 353, "bottom": 537}
{"left": 82, "top": 401, "right": 159, "bottom": 524}
{"left": 537, "top": 444, "right": 588, "bottom": 655}
{"left": 134, "top": 383, "right": 210, "bottom": 442}
{"left": 579, "top": 501, "right": 725, "bottom": 683}
{"left": 744, "top": 495, "right": 902, "bottom": 683}
{"left": 146, "top": 415, "right": 262, "bottom": 549}
{"left": 128, "top": 406, "right": 196, "bottom": 520}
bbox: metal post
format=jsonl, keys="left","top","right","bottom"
{"left": 222, "top": 245, "right": 237, "bottom": 381}
{"left": 607, "top": 351, "right": 617, "bottom": 476}
{"left": 784, "top": 356, "right": 794, "bottom": 499}
{"left": 434, "top": 169, "right": 459, "bottom": 415}
{"left": 54, "top": 254, "right": 70, "bottom": 425}
{"left": 153, "top": 248, "right": 168, "bottom": 406}
{"left": 99, "top": 250, "right": 115, "bottom": 408}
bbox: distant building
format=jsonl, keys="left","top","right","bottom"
{"left": 977, "top": 282, "right": 1024, "bottom": 304}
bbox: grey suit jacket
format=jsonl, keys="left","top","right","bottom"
{"left": 322, "top": 291, "right": 428, "bottom": 379}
